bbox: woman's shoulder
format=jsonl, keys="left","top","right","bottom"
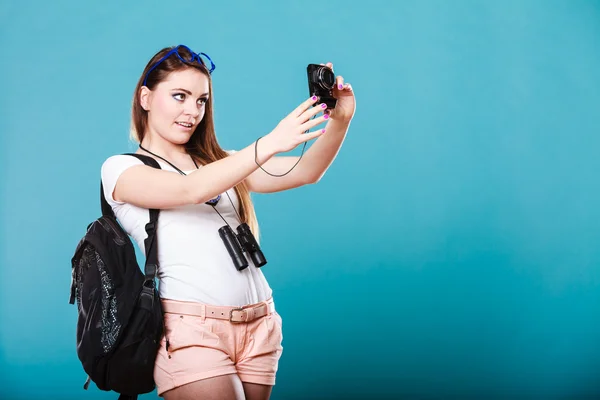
{"left": 100, "top": 153, "right": 146, "bottom": 179}
{"left": 100, "top": 153, "right": 150, "bottom": 206}
{"left": 102, "top": 153, "right": 146, "bottom": 167}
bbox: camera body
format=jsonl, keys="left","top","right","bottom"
{"left": 307, "top": 64, "right": 337, "bottom": 110}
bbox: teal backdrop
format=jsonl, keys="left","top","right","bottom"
{"left": 2, "top": 0, "right": 600, "bottom": 399}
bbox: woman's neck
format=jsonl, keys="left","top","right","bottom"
{"left": 139, "top": 134, "right": 195, "bottom": 169}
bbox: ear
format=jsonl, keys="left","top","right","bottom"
{"left": 139, "top": 86, "right": 151, "bottom": 111}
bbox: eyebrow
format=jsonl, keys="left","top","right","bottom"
{"left": 171, "top": 88, "right": 209, "bottom": 97}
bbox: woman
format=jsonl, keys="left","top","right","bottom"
{"left": 101, "top": 44, "right": 355, "bottom": 400}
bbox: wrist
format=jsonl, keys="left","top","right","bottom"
{"left": 263, "top": 133, "right": 282, "bottom": 155}
{"left": 330, "top": 107, "right": 355, "bottom": 124}
{"left": 254, "top": 135, "right": 278, "bottom": 165}
{"left": 328, "top": 115, "right": 352, "bottom": 128}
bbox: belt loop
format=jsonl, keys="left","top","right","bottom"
{"left": 261, "top": 298, "right": 271, "bottom": 314}
{"left": 258, "top": 299, "right": 271, "bottom": 318}
{"left": 200, "top": 304, "right": 206, "bottom": 323}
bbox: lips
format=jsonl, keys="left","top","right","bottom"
{"left": 175, "top": 121, "right": 195, "bottom": 132}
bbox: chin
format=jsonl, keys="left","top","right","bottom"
{"left": 167, "top": 131, "right": 195, "bottom": 145}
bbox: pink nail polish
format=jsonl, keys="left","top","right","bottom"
{"left": 324, "top": 114, "right": 329, "bottom": 119}
{"left": 338, "top": 84, "right": 343, "bottom": 89}
{"left": 322, "top": 129, "right": 326, "bottom": 133}
{"left": 311, "top": 96, "right": 317, "bottom": 101}
{"left": 321, "top": 103, "right": 327, "bottom": 109}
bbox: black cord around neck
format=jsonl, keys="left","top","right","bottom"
{"left": 138, "top": 144, "right": 190, "bottom": 175}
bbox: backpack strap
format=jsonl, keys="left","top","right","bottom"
{"left": 100, "top": 153, "right": 162, "bottom": 283}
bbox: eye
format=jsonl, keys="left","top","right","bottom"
{"left": 172, "top": 93, "right": 186, "bottom": 101}
{"left": 198, "top": 97, "right": 208, "bottom": 105}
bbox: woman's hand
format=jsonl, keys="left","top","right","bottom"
{"left": 262, "top": 96, "right": 329, "bottom": 154}
{"left": 322, "top": 62, "right": 355, "bottom": 123}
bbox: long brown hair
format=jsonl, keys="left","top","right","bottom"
{"left": 129, "top": 45, "right": 259, "bottom": 239}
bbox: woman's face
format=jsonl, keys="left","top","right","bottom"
{"left": 142, "top": 68, "right": 210, "bottom": 145}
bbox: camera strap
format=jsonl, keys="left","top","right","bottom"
{"left": 137, "top": 145, "right": 242, "bottom": 228}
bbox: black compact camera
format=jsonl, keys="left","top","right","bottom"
{"left": 307, "top": 64, "right": 337, "bottom": 110}
{"left": 219, "top": 223, "right": 267, "bottom": 271}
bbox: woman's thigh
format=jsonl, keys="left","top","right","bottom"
{"left": 163, "top": 373, "right": 245, "bottom": 400}
{"left": 242, "top": 382, "right": 273, "bottom": 400}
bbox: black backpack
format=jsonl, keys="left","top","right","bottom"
{"left": 69, "top": 153, "right": 164, "bottom": 400}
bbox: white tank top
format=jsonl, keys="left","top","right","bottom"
{"left": 100, "top": 154, "right": 273, "bottom": 307}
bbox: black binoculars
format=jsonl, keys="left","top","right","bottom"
{"left": 218, "top": 223, "right": 267, "bottom": 271}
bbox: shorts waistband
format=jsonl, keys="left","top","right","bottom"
{"left": 161, "top": 298, "right": 275, "bottom": 324}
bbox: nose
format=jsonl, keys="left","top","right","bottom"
{"left": 184, "top": 101, "right": 200, "bottom": 118}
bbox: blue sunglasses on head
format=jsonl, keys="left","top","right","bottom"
{"left": 143, "top": 44, "right": 216, "bottom": 86}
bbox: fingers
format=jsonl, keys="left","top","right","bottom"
{"left": 301, "top": 127, "right": 326, "bottom": 143}
{"left": 299, "top": 112, "right": 329, "bottom": 132}
{"left": 335, "top": 75, "right": 345, "bottom": 91}
{"left": 292, "top": 95, "right": 319, "bottom": 118}
{"left": 299, "top": 101, "right": 327, "bottom": 121}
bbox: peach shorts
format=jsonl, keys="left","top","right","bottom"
{"left": 153, "top": 297, "right": 284, "bottom": 397}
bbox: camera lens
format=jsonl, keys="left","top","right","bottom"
{"left": 316, "top": 67, "right": 335, "bottom": 90}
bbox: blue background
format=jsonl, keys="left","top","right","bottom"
{"left": 2, "top": 0, "right": 600, "bottom": 399}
